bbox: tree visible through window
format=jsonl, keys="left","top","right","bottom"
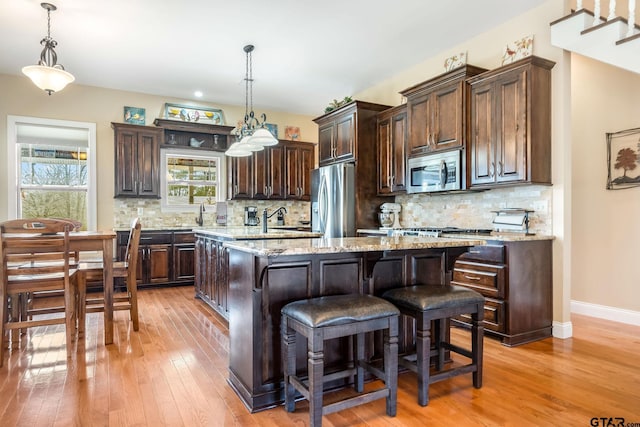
{"left": 19, "top": 145, "right": 89, "bottom": 230}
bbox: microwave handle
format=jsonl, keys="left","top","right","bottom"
{"left": 439, "top": 160, "right": 448, "bottom": 188}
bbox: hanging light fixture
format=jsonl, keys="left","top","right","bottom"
{"left": 225, "top": 44, "right": 278, "bottom": 157}
{"left": 22, "top": 3, "right": 75, "bottom": 95}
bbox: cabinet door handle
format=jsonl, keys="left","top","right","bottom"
{"left": 490, "top": 162, "right": 495, "bottom": 178}
{"left": 463, "top": 275, "right": 481, "bottom": 281}
{"left": 498, "top": 161, "right": 504, "bottom": 176}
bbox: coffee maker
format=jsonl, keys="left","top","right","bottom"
{"left": 244, "top": 206, "right": 259, "bottom": 226}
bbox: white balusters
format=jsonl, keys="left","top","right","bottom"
{"left": 608, "top": 0, "right": 617, "bottom": 19}
{"left": 594, "top": 0, "right": 602, "bottom": 25}
{"left": 628, "top": 0, "right": 637, "bottom": 37}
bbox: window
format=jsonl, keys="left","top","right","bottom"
{"left": 161, "top": 149, "right": 226, "bottom": 210}
{"left": 7, "top": 116, "right": 96, "bottom": 230}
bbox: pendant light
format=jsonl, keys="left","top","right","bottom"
{"left": 22, "top": 3, "right": 75, "bottom": 95}
{"left": 225, "top": 44, "right": 278, "bottom": 157}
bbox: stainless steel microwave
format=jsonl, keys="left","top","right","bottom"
{"left": 406, "top": 150, "right": 461, "bottom": 193}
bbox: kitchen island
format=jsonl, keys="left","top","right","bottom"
{"left": 194, "top": 227, "right": 322, "bottom": 317}
{"left": 222, "top": 235, "right": 484, "bottom": 412}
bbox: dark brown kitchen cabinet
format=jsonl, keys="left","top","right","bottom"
{"left": 450, "top": 239, "right": 553, "bottom": 346}
{"left": 314, "top": 101, "right": 391, "bottom": 230}
{"left": 173, "top": 231, "right": 196, "bottom": 282}
{"left": 377, "top": 105, "right": 407, "bottom": 194}
{"left": 153, "top": 118, "right": 235, "bottom": 152}
{"left": 468, "top": 56, "right": 555, "bottom": 188}
{"left": 314, "top": 101, "right": 390, "bottom": 166}
{"left": 194, "top": 234, "right": 229, "bottom": 318}
{"left": 228, "top": 140, "right": 315, "bottom": 201}
{"left": 252, "top": 144, "right": 285, "bottom": 199}
{"left": 285, "top": 142, "right": 314, "bottom": 200}
{"left": 228, "top": 156, "right": 253, "bottom": 199}
{"left": 116, "top": 229, "right": 195, "bottom": 288}
{"left": 112, "top": 122, "right": 163, "bottom": 198}
{"left": 401, "top": 65, "right": 486, "bottom": 157}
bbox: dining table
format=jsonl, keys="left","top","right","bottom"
{"left": 3, "top": 230, "right": 118, "bottom": 345}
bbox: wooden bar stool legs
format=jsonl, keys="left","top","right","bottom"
{"left": 383, "top": 284, "right": 485, "bottom": 406}
{"left": 281, "top": 294, "right": 399, "bottom": 427}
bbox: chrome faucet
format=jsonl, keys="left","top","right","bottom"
{"left": 195, "top": 203, "right": 205, "bottom": 226}
{"left": 262, "top": 207, "right": 287, "bottom": 233}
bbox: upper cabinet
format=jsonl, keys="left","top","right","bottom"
{"left": 401, "top": 65, "right": 487, "bottom": 157}
{"left": 153, "top": 118, "right": 235, "bottom": 151}
{"left": 228, "top": 140, "right": 315, "bottom": 201}
{"left": 113, "top": 123, "right": 163, "bottom": 198}
{"left": 377, "top": 105, "right": 407, "bottom": 195}
{"left": 314, "top": 101, "right": 390, "bottom": 166}
{"left": 467, "top": 56, "right": 555, "bottom": 188}
{"left": 285, "top": 142, "right": 314, "bottom": 200}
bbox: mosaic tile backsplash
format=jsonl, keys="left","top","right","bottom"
{"left": 115, "top": 185, "right": 552, "bottom": 235}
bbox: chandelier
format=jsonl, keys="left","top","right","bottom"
{"left": 225, "top": 45, "right": 278, "bottom": 157}
{"left": 22, "top": 3, "right": 75, "bottom": 95}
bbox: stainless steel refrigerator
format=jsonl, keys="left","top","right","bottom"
{"left": 311, "top": 163, "right": 355, "bottom": 238}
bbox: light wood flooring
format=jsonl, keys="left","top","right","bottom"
{"left": 0, "top": 286, "right": 638, "bottom": 426}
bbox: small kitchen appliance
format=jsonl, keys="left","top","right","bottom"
{"left": 244, "top": 206, "right": 259, "bottom": 226}
{"left": 379, "top": 203, "right": 402, "bottom": 229}
{"left": 406, "top": 150, "right": 461, "bottom": 194}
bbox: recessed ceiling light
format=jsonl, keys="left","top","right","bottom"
{"left": 194, "top": 91, "right": 203, "bottom": 98}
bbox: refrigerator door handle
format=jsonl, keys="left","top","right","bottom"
{"left": 318, "top": 175, "right": 328, "bottom": 234}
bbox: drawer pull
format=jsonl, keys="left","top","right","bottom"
{"left": 463, "top": 275, "right": 481, "bottom": 281}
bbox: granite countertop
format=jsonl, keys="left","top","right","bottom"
{"left": 223, "top": 235, "right": 485, "bottom": 256}
{"left": 194, "top": 226, "right": 322, "bottom": 240}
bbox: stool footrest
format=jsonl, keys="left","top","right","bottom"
{"left": 323, "top": 388, "right": 390, "bottom": 416}
{"left": 444, "top": 342, "right": 473, "bottom": 359}
{"left": 429, "top": 364, "right": 477, "bottom": 384}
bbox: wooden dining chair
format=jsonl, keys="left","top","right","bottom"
{"left": 77, "top": 218, "right": 141, "bottom": 337}
{"left": 0, "top": 219, "right": 77, "bottom": 367}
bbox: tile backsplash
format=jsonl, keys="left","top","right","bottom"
{"left": 114, "top": 199, "right": 312, "bottom": 229}
{"left": 395, "top": 185, "right": 552, "bottom": 235}
{"left": 115, "top": 185, "right": 552, "bottom": 235}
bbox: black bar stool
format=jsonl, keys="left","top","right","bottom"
{"left": 382, "top": 284, "right": 484, "bottom": 406}
{"left": 281, "top": 294, "right": 399, "bottom": 427}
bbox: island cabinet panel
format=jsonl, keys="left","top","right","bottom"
{"left": 194, "top": 234, "right": 229, "bottom": 318}
{"left": 224, "top": 245, "right": 466, "bottom": 412}
{"left": 451, "top": 239, "right": 552, "bottom": 346}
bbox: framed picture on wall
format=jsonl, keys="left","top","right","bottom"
{"left": 124, "top": 106, "right": 145, "bottom": 125}
{"left": 163, "top": 103, "right": 225, "bottom": 125}
{"left": 606, "top": 127, "right": 640, "bottom": 190}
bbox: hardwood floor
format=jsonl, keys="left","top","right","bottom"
{"left": 0, "top": 286, "right": 638, "bottom": 426}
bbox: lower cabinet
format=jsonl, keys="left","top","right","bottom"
{"left": 116, "top": 229, "right": 195, "bottom": 288}
{"left": 194, "top": 233, "right": 229, "bottom": 318}
{"left": 450, "top": 239, "right": 552, "bottom": 346}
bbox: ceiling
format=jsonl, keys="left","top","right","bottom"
{"left": 0, "top": 0, "right": 547, "bottom": 116}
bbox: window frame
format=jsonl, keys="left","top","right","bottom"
{"left": 6, "top": 115, "right": 97, "bottom": 230}
{"left": 160, "top": 148, "right": 226, "bottom": 212}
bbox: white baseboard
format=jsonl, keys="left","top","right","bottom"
{"left": 571, "top": 300, "right": 640, "bottom": 326}
{"left": 552, "top": 320, "right": 573, "bottom": 339}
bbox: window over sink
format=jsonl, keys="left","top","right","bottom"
{"left": 161, "top": 148, "right": 226, "bottom": 211}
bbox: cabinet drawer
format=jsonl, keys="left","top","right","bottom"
{"left": 138, "top": 232, "right": 172, "bottom": 245}
{"left": 451, "top": 260, "right": 506, "bottom": 298}
{"left": 458, "top": 245, "right": 505, "bottom": 263}
{"left": 456, "top": 297, "right": 505, "bottom": 333}
{"left": 174, "top": 231, "right": 195, "bottom": 244}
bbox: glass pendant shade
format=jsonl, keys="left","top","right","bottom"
{"left": 250, "top": 128, "right": 278, "bottom": 146}
{"left": 239, "top": 135, "right": 264, "bottom": 151}
{"left": 22, "top": 64, "right": 74, "bottom": 94}
{"left": 225, "top": 142, "right": 253, "bottom": 157}
{"left": 22, "top": 3, "right": 74, "bottom": 95}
